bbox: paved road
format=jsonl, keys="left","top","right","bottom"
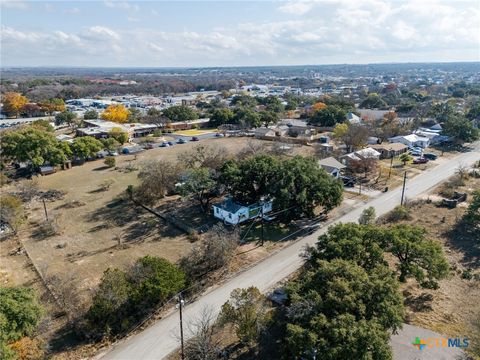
{"left": 391, "top": 324, "right": 465, "bottom": 360}
{"left": 100, "top": 144, "right": 479, "bottom": 360}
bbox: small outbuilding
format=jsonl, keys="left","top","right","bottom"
{"left": 318, "top": 157, "right": 346, "bottom": 178}
{"left": 39, "top": 166, "right": 56, "bottom": 176}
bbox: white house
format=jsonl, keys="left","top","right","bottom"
{"left": 388, "top": 134, "right": 430, "bottom": 148}
{"left": 213, "top": 198, "right": 273, "bottom": 225}
{"left": 340, "top": 147, "right": 381, "bottom": 167}
{"left": 318, "top": 157, "right": 346, "bottom": 178}
{"left": 347, "top": 112, "right": 361, "bottom": 124}
{"left": 354, "top": 147, "right": 381, "bottom": 159}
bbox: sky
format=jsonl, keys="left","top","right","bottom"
{"left": 1, "top": 0, "right": 479, "bottom": 67}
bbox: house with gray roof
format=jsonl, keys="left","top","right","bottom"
{"left": 318, "top": 157, "right": 346, "bottom": 178}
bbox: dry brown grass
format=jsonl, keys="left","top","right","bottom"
{"left": 396, "top": 176, "right": 480, "bottom": 358}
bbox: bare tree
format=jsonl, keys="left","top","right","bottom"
{"left": 15, "top": 178, "right": 40, "bottom": 202}
{"left": 180, "top": 224, "right": 239, "bottom": 279}
{"left": 238, "top": 139, "right": 268, "bottom": 158}
{"left": 44, "top": 271, "right": 82, "bottom": 320}
{"left": 269, "top": 141, "right": 293, "bottom": 157}
{"left": 178, "top": 144, "right": 229, "bottom": 171}
{"left": 184, "top": 306, "right": 221, "bottom": 360}
{"left": 350, "top": 157, "right": 378, "bottom": 178}
{"left": 455, "top": 162, "right": 470, "bottom": 180}
{"left": 341, "top": 124, "right": 370, "bottom": 152}
{"left": 137, "top": 159, "right": 183, "bottom": 202}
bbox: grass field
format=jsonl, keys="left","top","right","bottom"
{"left": 2, "top": 137, "right": 316, "bottom": 309}
{"left": 174, "top": 128, "right": 217, "bottom": 136}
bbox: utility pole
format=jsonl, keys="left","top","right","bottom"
{"left": 42, "top": 199, "right": 49, "bottom": 221}
{"left": 261, "top": 203, "right": 264, "bottom": 246}
{"left": 358, "top": 180, "right": 362, "bottom": 195}
{"left": 401, "top": 171, "right": 407, "bottom": 206}
{"left": 388, "top": 156, "right": 394, "bottom": 179}
{"left": 178, "top": 293, "right": 185, "bottom": 360}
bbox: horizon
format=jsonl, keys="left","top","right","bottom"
{"left": 1, "top": 0, "right": 479, "bottom": 67}
{"left": 2, "top": 60, "right": 479, "bottom": 70}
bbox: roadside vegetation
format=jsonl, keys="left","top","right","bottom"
{"left": 0, "top": 68, "right": 479, "bottom": 360}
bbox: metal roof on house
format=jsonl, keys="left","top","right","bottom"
{"left": 318, "top": 157, "right": 346, "bottom": 170}
{"left": 214, "top": 198, "right": 244, "bottom": 214}
{"left": 355, "top": 147, "right": 381, "bottom": 158}
{"left": 370, "top": 143, "right": 408, "bottom": 152}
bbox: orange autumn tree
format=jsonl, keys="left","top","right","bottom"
{"left": 101, "top": 104, "right": 130, "bottom": 123}
{"left": 2, "top": 92, "right": 28, "bottom": 118}
{"left": 312, "top": 102, "right": 327, "bottom": 111}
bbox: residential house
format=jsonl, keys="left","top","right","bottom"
{"left": 347, "top": 112, "right": 361, "bottom": 124}
{"left": 318, "top": 157, "right": 346, "bottom": 178}
{"left": 367, "top": 136, "right": 381, "bottom": 145}
{"left": 370, "top": 143, "right": 408, "bottom": 159}
{"left": 213, "top": 198, "right": 273, "bottom": 225}
{"left": 340, "top": 147, "right": 381, "bottom": 167}
{"left": 388, "top": 134, "right": 430, "bottom": 148}
{"left": 358, "top": 109, "right": 390, "bottom": 121}
{"left": 77, "top": 119, "right": 158, "bottom": 140}
{"left": 253, "top": 127, "right": 277, "bottom": 139}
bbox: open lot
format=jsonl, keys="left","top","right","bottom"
{"left": 398, "top": 175, "right": 480, "bottom": 357}
{"left": 2, "top": 137, "right": 316, "bottom": 312}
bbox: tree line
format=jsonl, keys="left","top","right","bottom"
{"left": 1, "top": 124, "right": 129, "bottom": 170}
{"left": 216, "top": 220, "right": 451, "bottom": 360}
{"left": 132, "top": 144, "right": 343, "bottom": 222}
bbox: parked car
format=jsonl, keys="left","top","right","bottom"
{"left": 167, "top": 141, "right": 175, "bottom": 146}
{"left": 160, "top": 142, "right": 169, "bottom": 147}
{"left": 108, "top": 151, "right": 119, "bottom": 156}
{"left": 96, "top": 150, "right": 107, "bottom": 159}
{"left": 215, "top": 132, "right": 222, "bottom": 137}
{"left": 340, "top": 176, "right": 355, "bottom": 187}
{"left": 410, "top": 150, "right": 423, "bottom": 156}
{"left": 413, "top": 157, "right": 429, "bottom": 164}
{"left": 122, "top": 148, "right": 130, "bottom": 154}
{"left": 191, "top": 136, "right": 199, "bottom": 141}
{"left": 423, "top": 153, "right": 438, "bottom": 160}
{"left": 143, "top": 143, "right": 154, "bottom": 149}
{"left": 177, "top": 138, "right": 187, "bottom": 144}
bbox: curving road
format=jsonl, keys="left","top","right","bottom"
{"left": 100, "top": 144, "right": 480, "bottom": 360}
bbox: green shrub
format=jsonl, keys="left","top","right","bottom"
{"left": 385, "top": 205, "right": 410, "bottom": 222}
{"left": 0, "top": 287, "right": 42, "bottom": 343}
{"left": 104, "top": 156, "right": 116, "bottom": 168}
{"left": 87, "top": 256, "right": 185, "bottom": 337}
{"left": 129, "top": 256, "right": 186, "bottom": 307}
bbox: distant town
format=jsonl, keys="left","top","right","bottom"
{"left": 1, "top": 62, "right": 479, "bottom": 360}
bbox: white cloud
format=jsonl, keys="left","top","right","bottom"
{"left": 278, "top": 1, "right": 314, "bottom": 15}
{"left": 392, "top": 21, "right": 416, "bottom": 41}
{"left": 104, "top": 0, "right": 139, "bottom": 12}
{"left": 82, "top": 26, "right": 121, "bottom": 41}
{"left": 1, "top": 0, "right": 28, "bottom": 10}
{"left": 1, "top": 25, "right": 39, "bottom": 42}
{"left": 2, "top": 0, "right": 479, "bottom": 66}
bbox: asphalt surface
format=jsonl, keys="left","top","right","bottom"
{"left": 100, "top": 143, "right": 480, "bottom": 360}
{"left": 390, "top": 324, "right": 465, "bottom": 360}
